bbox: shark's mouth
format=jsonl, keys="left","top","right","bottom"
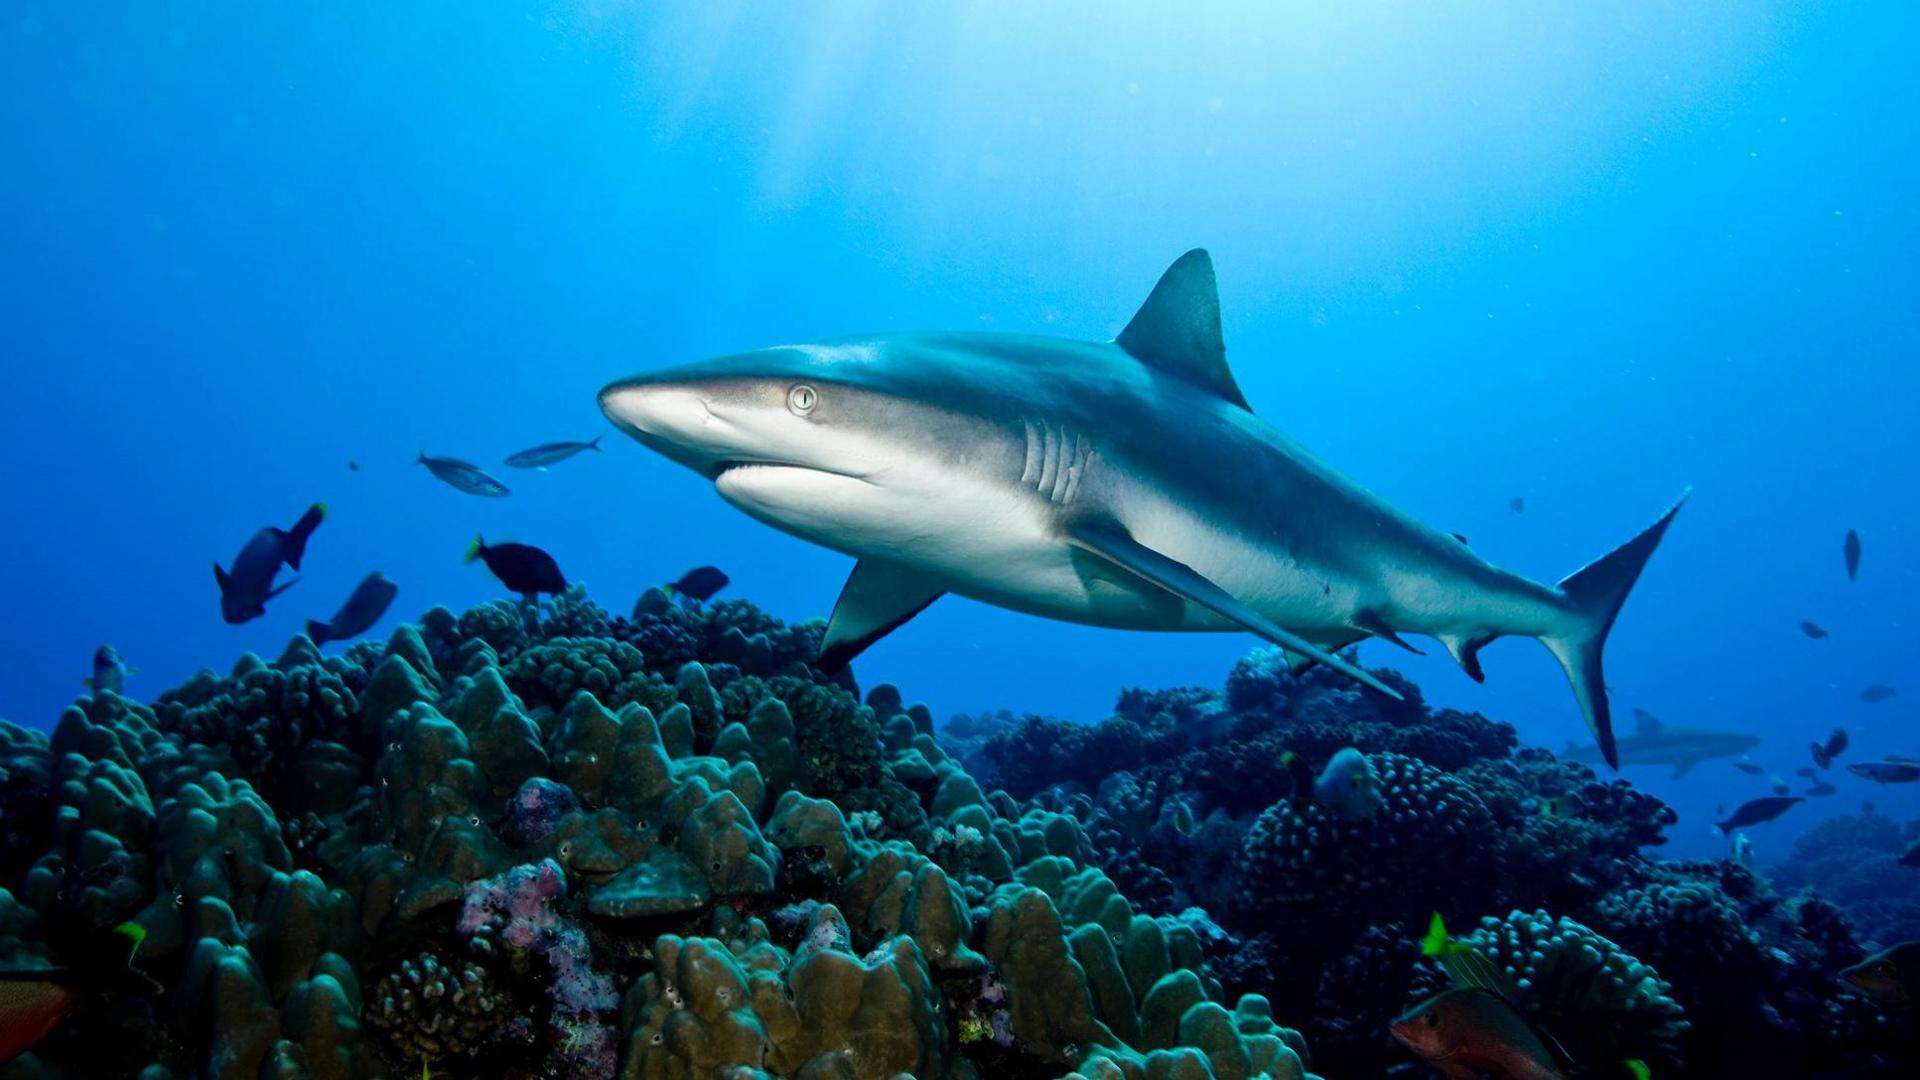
{"left": 712, "top": 460, "right": 871, "bottom": 484}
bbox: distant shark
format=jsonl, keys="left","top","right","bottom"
{"left": 1563, "top": 708, "right": 1760, "bottom": 777}
{"left": 599, "top": 250, "right": 1686, "bottom": 767}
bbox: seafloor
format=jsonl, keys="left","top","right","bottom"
{"left": 0, "top": 587, "right": 1913, "bottom": 1079}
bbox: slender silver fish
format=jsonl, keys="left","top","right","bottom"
{"left": 505, "top": 436, "right": 604, "bottom": 469}
{"left": 417, "top": 452, "right": 510, "bottom": 496}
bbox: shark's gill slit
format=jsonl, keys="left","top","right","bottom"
{"left": 1049, "top": 428, "right": 1077, "bottom": 503}
{"left": 1063, "top": 437, "right": 1093, "bottom": 505}
{"left": 1037, "top": 421, "right": 1061, "bottom": 495}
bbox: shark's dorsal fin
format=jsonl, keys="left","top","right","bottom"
{"left": 1633, "top": 707, "right": 1662, "bottom": 734}
{"left": 1115, "top": 249, "right": 1252, "bottom": 412}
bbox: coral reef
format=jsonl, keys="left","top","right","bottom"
{"left": 1771, "top": 809, "right": 1920, "bottom": 948}
{"left": 0, "top": 590, "right": 1326, "bottom": 1079}
{"left": 2, "top": 587, "right": 1913, "bottom": 1078}
{"left": 959, "top": 647, "right": 1914, "bottom": 1077}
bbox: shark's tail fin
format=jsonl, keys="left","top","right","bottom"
{"left": 1539, "top": 490, "right": 1690, "bottom": 770}
{"left": 304, "top": 619, "right": 333, "bottom": 647}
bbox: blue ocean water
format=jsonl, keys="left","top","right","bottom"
{"left": 1, "top": 0, "right": 1914, "bottom": 871}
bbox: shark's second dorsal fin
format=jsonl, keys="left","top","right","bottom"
{"left": 1115, "top": 249, "right": 1252, "bottom": 412}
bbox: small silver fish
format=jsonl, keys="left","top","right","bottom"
{"left": 1313, "top": 748, "right": 1384, "bottom": 822}
{"left": 1170, "top": 798, "right": 1197, "bottom": 837}
{"left": 81, "top": 646, "right": 130, "bottom": 695}
{"left": 504, "top": 436, "right": 604, "bottom": 470}
{"left": 417, "top": 452, "right": 510, "bottom": 497}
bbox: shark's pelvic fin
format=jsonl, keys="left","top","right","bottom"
{"left": 1064, "top": 519, "right": 1402, "bottom": 700}
{"left": 819, "top": 559, "right": 945, "bottom": 672}
{"left": 1114, "top": 249, "right": 1252, "bottom": 412}
{"left": 1540, "top": 489, "right": 1691, "bottom": 771}
{"left": 1354, "top": 611, "right": 1424, "bottom": 655}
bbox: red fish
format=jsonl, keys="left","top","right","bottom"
{"left": 0, "top": 975, "right": 80, "bottom": 1064}
{"left": 1392, "top": 987, "right": 1567, "bottom": 1080}
{"left": 0, "top": 923, "right": 157, "bottom": 1064}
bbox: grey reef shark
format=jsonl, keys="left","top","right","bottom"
{"left": 600, "top": 250, "right": 1686, "bottom": 767}
{"left": 1562, "top": 708, "right": 1761, "bottom": 778}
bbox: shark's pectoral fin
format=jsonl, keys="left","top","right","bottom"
{"left": 1672, "top": 756, "right": 1700, "bottom": 779}
{"left": 819, "top": 559, "right": 945, "bottom": 672}
{"left": 1284, "top": 632, "right": 1370, "bottom": 675}
{"left": 1063, "top": 519, "right": 1402, "bottom": 701}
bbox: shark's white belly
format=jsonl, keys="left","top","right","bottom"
{"left": 723, "top": 448, "right": 1361, "bottom": 637}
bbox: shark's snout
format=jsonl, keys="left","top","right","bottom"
{"left": 598, "top": 379, "right": 741, "bottom": 476}
{"left": 598, "top": 381, "right": 709, "bottom": 439}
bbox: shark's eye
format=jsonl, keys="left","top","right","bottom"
{"left": 788, "top": 383, "right": 818, "bottom": 416}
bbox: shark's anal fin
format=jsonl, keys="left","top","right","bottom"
{"left": 1064, "top": 519, "right": 1402, "bottom": 701}
{"left": 1439, "top": 633, "right": 1496, "bottom": 683}
{"left": 819, "top": 559, "right": 945, "bottom": 672}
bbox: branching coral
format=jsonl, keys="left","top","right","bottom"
{"left": 365, "top": 950, "right": 528, "bottom": 1064}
